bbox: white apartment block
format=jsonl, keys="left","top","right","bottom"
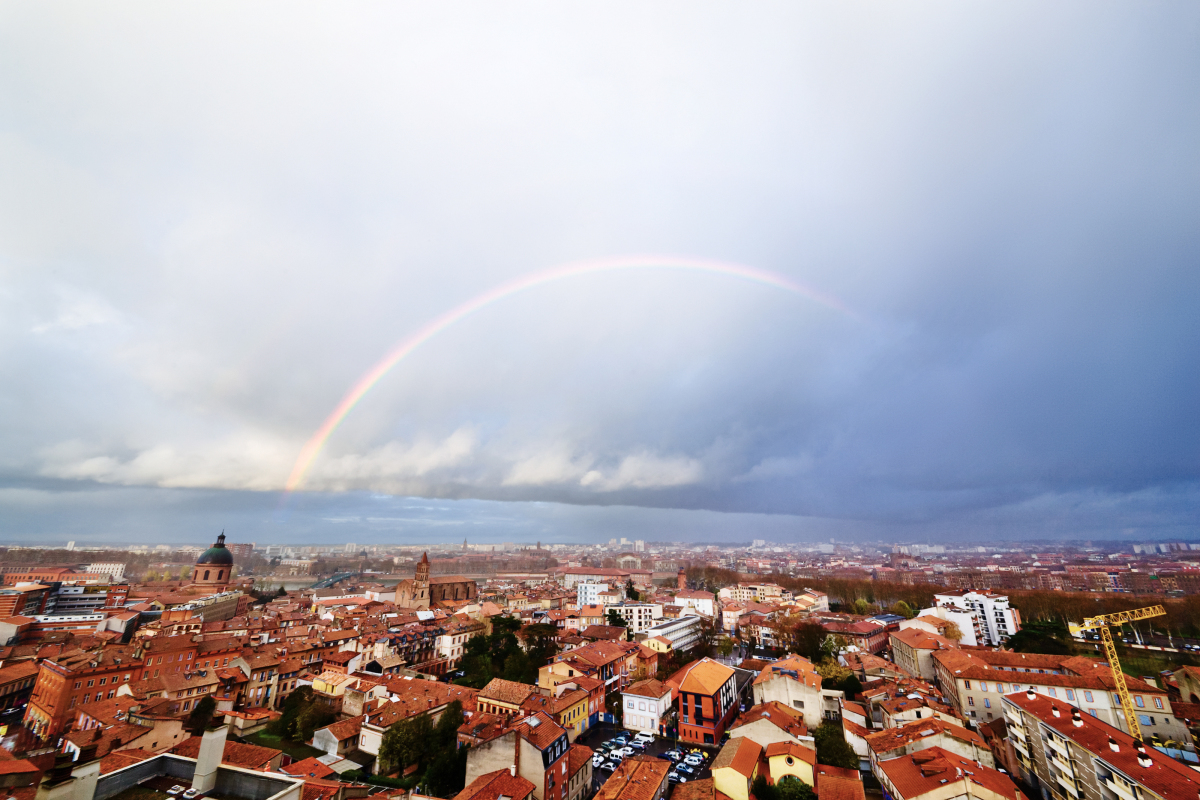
{"left": 576, "top": 582, "right": 610, "bottom": 609}
{"left": 84, "top": 563, "right": 126, "bottom": 580}
{"left": 607, "top": 602, "right": 662, "bottom": 633}
{"left": 724, "top": 583, "right": 791, "bottom": 604}
{"left": 639, "top": 615, "right": 703, "bottom": 653}
{"left": 922, "top": 590, "right": 1021, "bottom": 646}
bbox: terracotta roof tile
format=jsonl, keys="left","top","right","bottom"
{"left": 453, "top": 768, "right": 536, "bottom": 800}
{"left": 878, "top": 746, "right": 1023, "bottom": 800}
{"left": 712, "top": 737, "right": 761, "bottom": 778}
{"left": 669, "top": 658, "right": 735, "bottom": 696}
{"left": 595, "top": 756, "right": 671, "bottom": 800}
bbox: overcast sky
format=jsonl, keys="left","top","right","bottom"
{"left": 1, "top": 3, "right": 1198, "bottom": 547}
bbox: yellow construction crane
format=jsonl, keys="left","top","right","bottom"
{"left": 1069, "top": 604, "right": 1166, "bottom": 741}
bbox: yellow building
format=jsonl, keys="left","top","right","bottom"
{"left": 641, "top": 635, "right": 673, "bottom": 655}
{"left": 764, "top": 741, "right": 816, "bottom": 787}
{"left": 712, "top": 737, "right": 762, "bottom": 800}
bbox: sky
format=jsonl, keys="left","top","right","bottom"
{"left": 1, "top": 3, "right": 1198, "bottom": 547}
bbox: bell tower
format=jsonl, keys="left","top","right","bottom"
{"left": 415, "top": 552, "right": 430, "bottom": 607}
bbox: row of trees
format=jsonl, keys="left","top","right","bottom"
{"left": 268, "top": 687, "right": 337, "bottom": 742}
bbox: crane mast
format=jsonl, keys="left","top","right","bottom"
{"left": 1069, "top": 604, "right": 1166, "bottom": 741}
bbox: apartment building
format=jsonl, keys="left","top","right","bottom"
{"left": 923, "top": 590, "right": 1020, "bottom": 646}
{"left": 638, "top": 615, "right": 702, "bottom": 653}
{"left": 932, "top": 650, "right": 1191, "bottom": 748}
{"left": 576, "top": 583, "right": 610, "bottom": 609}
{"left": 751, "top": 654, "right": 842, "bottom": 732}
{"left": 1003, "top": 689, "right": 1200, "bottom": 800}
{"left": 605, "top": 602, "right": 662, "bottom": 633}
{"left": 667, "top": 658, "right": 738, "bottom": 745}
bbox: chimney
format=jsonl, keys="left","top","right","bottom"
{"left": 1071, "top": 709, "right": 1083, "bottom": 727}
{"left": 1108, "top": 737, "right": 1119, "bottom": 752}
{"left": 1026, "top": 689, "right": 1036, "bottom": 701}
{"left": 191, "top": 723, "right": 230, "bottom": 795}
{"left": 509, "top": 765, "right": 516, "bottom": 777}
{"left": 1051, "top": 706, "right": 1061, "bottom": 718}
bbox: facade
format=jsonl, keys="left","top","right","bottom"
{"left": 889, "top": 628, "right": 958, "bottom": 683}
{"left": 668, "top": 658, "right": 738, "bottom": 745}
{"left": 673, "top": 590, "right": 716, "bottom": 618}
{"left": 621, "top": 679, "right": 672, "bottom": 734}
{"left": 576, "top": 583, "right": 610, "bottom": 609}
{"left": 751, "top": 654, "right": 841, "bottom": 731}
{"left": 25, "top": 645, "right": 141, "bottom": 739}
{"left": 924, "top": 590, "right": 1020, "bottom": 647}
{"left": 1003, "top": 689, "right": 1200, "bottom": 800}
{"left": 605, "top": 602, "right": 662, "bottom": 633}
{"left": 638, "top": 615, "right": 702, "bottom": 653}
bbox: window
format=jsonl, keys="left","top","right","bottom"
{"left": 87, "top": 680, "right": 94, "bottom": 688}
{"left": 1089, "top": 709, "right": 1098, "bottom": 717}
{"left": 1066, "top": 690, "right": 1075, "bottom": 701}
{"left": 996, "top": 683, "right": 1005, "bottom": 693}
{"left": 968, "top": 697, "right": 975, "bottom": 706}
{"left": 74, "top": 682, "right": 81, "bottom": 689}
{"left": 980, "top": 682, "right": 988, "bottom": 691}
{"left": 984, "top": 698, "right": 991, "bottom": 708}
{"left": 1084, "top": 691, "right": 1093, "bottom": 703}
{"left": 1138, "top": 715, "right": 1155, "bottom": 726}
{"left": 964, "top": 681, "right": 971, "bottom": 689}
{"left": 1048, "top": 688, "right": 1056, "bottom": 698}
{"left": 793, "top": 700, "right": 804, "bottom": 709}
{"left": 1153, "top": 697, "right": 1163, "bottom": 710}
{"left": 98, "top": 678, "right": 106, "bottom": 686}
{"left": 1135, "top": 696, "right": 1144, "bottom": 708}
{"left": 83, "top": 694, "right": 89, "bottom": 703}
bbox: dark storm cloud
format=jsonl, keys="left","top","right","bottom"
{"left": 0, "top": 2, "right": 1197, "bottom": 543}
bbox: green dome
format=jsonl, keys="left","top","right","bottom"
{"left": 196, "top": 533, "right": 234, "bottom": 566}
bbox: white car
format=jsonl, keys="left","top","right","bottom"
{"left": 683, "top": 754, "right": 705, "bottom": 767}
{"left": 634, "top": 732, "right": 654, "bottom": 743}
{"left": 167, "top": 788, "right": 186, "bottom": 797}
{"left": 592, "top": 754, "right": 606, "bottom": 768}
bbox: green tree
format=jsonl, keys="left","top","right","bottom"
{"left": 792, "top": 622, "right": 826, "bottom": 662}
{"left": 185, "top": 695, "right": 216, "bottom": 735}
{"left": 606, "top": 609, "right": 628, "bottom": 628}
{"left": 502, "top": 649, "right": 532, "bottom": 683}
{"left": 379, "top": 713, "right": 434, "bottom": 776}
{"left": 814, "top": 723, "right": 859, "bottom": 770}
{"left": 422, "top": 745, "right": 468, "bottom": 797}
{"left": 717, "top": 637, "right": 735, "bottom": 659}
{"left": 625, "top": 580, "right": 640, "bottom": 601}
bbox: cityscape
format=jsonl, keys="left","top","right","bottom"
{"left": 3, "top": 6, "right": 1199, "bottom": 800}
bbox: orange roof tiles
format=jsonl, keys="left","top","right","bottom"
{"left": 752, "top": 654, "right": 822, "bottom": 689}
{"left": 480, "top": 678, "right": 538, "bottom": 706}
{"left": 624, "top": 679, "right": 670, "bottom": 699}
{"left": 453, "top": 768, "right": 536, "bottom": 800}
{"left": 595, "top": 756, "right": 671, "bottom": 800}
{"left": 764, "top": 740, "right": 816, "bottom": 764}
{"left": 168, "top": 738, "right": 280, "bottom": 770}
{"left": 878, "top": 746, "right": 1023, "bottom": 800}
{"left": 731, "top": 702, "right": 808, "bottom": 738}
{"left": 670, "top": 658, "right": 735, "bottom": 696}
{"left": 711, "top": 737, "right": 761, "bottom": 778}
{"left": 864, "top": 718, "right": 983, "bottom": 755}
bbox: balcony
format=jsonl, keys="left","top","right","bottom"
{"left": 1047, "top": 735, "right": 1069, "bottom": 759}
{"left": 1096, "top": 772, "right": 1137, "bottom": 800}
{"left": 1054, "top": 771, "right": 1081, "bottom": 799}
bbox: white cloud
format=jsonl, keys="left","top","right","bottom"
{"left": 580, "top": 452, "right": 704, "bottom": 491}
{"left": 31, "top": 289, "right": 123, "bottom": 334}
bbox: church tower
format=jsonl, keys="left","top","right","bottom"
{"left": 415, "top": 552, "right": 430, "bottom": 607}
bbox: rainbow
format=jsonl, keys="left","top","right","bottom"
{"left": 283, "top": 254, "right": 856, "bottom": 495}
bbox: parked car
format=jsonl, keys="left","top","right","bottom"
{"left": 668, "top": 772, "right": 687, "bottom": 784}
{"left": 601, "top": 761, "right": 619, "bottom": 772}
{"left": 634, "top": 732, "right": 654, "bottom": 743}
{"left": 663, "top": 750, "right": 684, "bottom": 761}
{"left": 676, "top": 764, "right": 696, "bottom": 776}
{"left": 167, "top": 787, "right": 186, "bottom": 797}
{"left": 628, "top": 741, "right": 646, "bottom": 751}
{"left": 683, "top": 754, "right": 705, "bottom": 767}
{"left": 592, "top": 754, "right": 606, "bottom": 768}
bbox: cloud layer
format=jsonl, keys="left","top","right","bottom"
{"left": 1, "top": 2, "right": 1198, "bottom": 542}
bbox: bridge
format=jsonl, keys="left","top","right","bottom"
{"left": 309, "top": 572, "right": 362, "bottom": 589}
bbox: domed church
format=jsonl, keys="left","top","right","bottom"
{"left": 193, "top": 532, "right": 234, "bottom": 589}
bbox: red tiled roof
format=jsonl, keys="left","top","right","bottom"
{"left": 282, "top": 758, "right": 336, "bottom": 778}
{"left": 453, "top": 768, "right": 536, "bottom": 800}
{"left": 168, "top": 738, "right": 280, "bottom": 769}
{"left": 711, "top": 737, "right": 761, "bottom": 778}
{"left": 595, "top": 756, "right": 671, "bottom": 800}
{"left": 878, "top": 746, "right": 1023, "bottom": 800}
{"left": 669, "top": 658, "right": 735, "bottom": 696}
